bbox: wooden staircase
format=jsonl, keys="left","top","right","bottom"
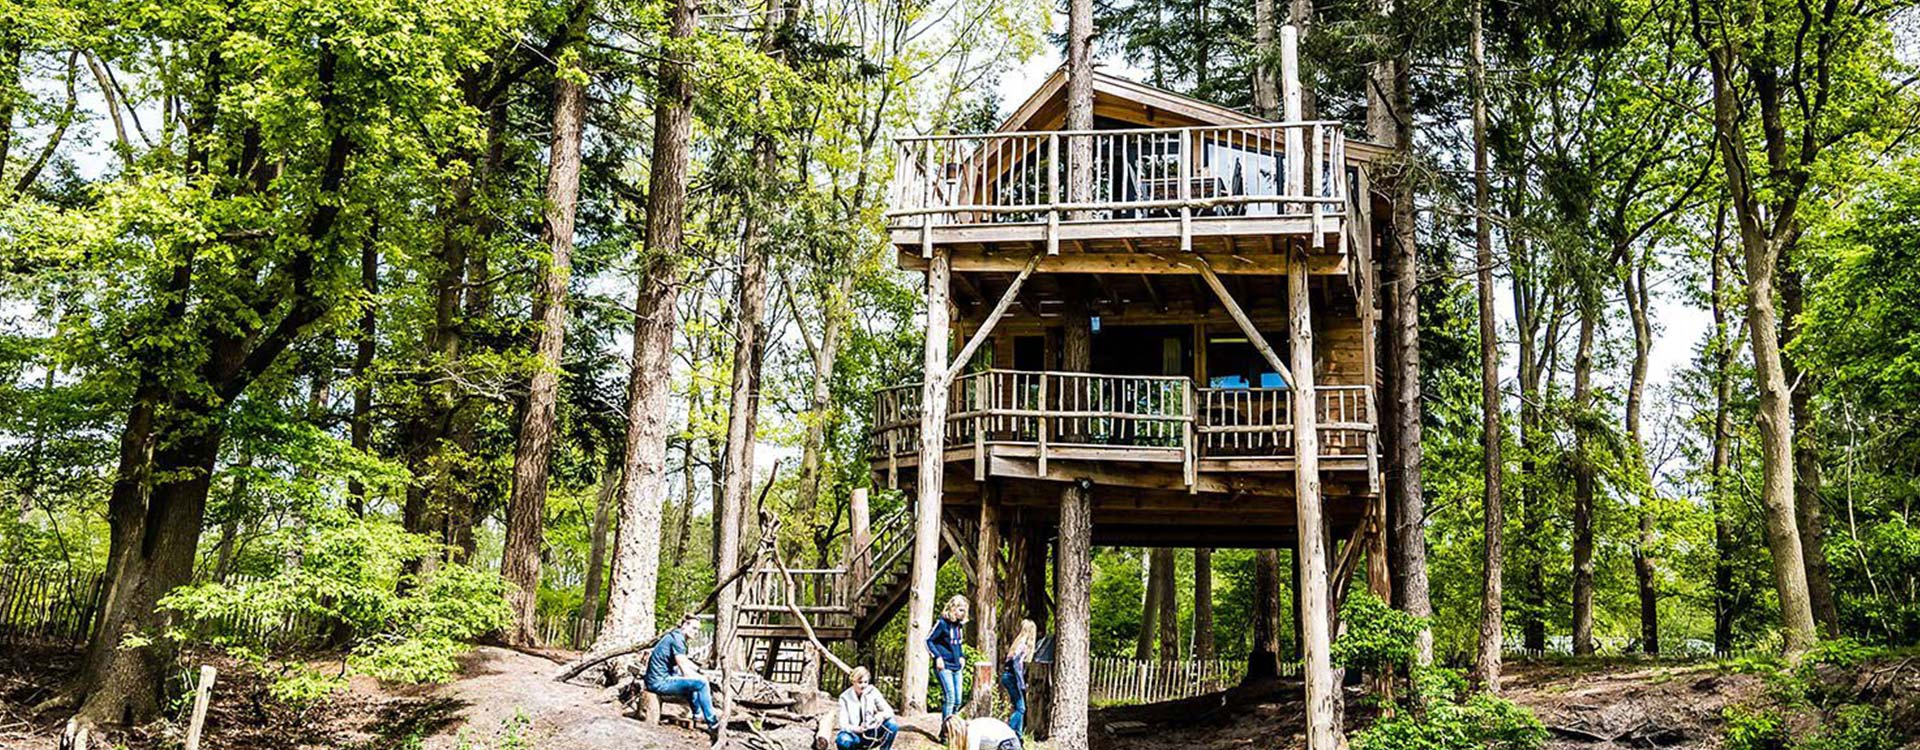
{"left": 736, "top": 506, "right": 944, "bottom": 648}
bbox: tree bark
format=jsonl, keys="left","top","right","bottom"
{"left": 714, "top": 205, "right": 773, "bottom": 670}
{"left": 1248, "top": 549, "right": 1283, "bottom": 679}
{"left": 1136, "top": 551, "right": 1161, "bottom": 659}
{"left": 968, "top": 484, "right": 1001, "bottom": 715}
{"left": 1623, "top": 258, "right": 1659, "bottom": 655}
{"left": 1781, "top": 264, "right": 1838, "bottom": 635}
{"left": 901, "top": 249, "right": 950, "bottom": 713}
{"left": 1709, "top": 208, "right": 1738, "bottom": 655}
{"left": 580, "top": 450, "right": 621, "bottom": 630}
{"left": 1570, "top": 307, "right": 1597, "bottom": 656}
{"left": 1192, "top": 548, "right": 1214, "bottom": 659}
{"left": 1379, "top": 24, "right": 1432, "bottom": 666}
{"left": 348, "top": 236, "right": 377, "bottom": 515}
{"left": 501, "top": 64, "right": 587, "bottom": 647}
{"left": 1695, "top": 6, "right": 1819, "bottom": 658}
{"left": 1468, "top": 0, "right": 1502, "bottom": 689}
{"left": 1154, "top": 547, "right": 1178, "bottom": 661}
{"left": 1051, "top": 298, "right": 1094, "bottom": 746}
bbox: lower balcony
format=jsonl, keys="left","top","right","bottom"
{"left": 870, "top": 369, "right": 1379, "bottom": 497}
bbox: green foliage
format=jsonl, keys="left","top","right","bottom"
{"left": 161, "top": 512, "right": 510, "bottom": 693}
{"left": 1801, "top": 705, "right": 1898, "bottom": 750}
{"left": 1350, "top": 667, "right": 1547, "bottom": 750}
{"left": 1331, "top": 592, "right": 1428, "bottom": 674}
{"left": 1722, "top": 706, "right": 1791, "bottom": 750}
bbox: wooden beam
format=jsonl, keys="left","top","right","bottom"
{"left": 1191, "top": 258, "right": 1295, "bottom": 388}
{"left": 944, "top": 254, "right": 1041, "bottom": 383}
{"left": 1140, "top": 274, "right": 1166, "bottom": 312}
{"left": 897, "top": 247, "right": 1347, "bottom": 275}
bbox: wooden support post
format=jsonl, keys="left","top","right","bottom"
{"left": 1047, "top": 133, "right": 1061, "bottom": 255}
{"left": 185, "top": 665, "right": 216, "bottom": 750}
{"left": 969, "top": 483, "right": 1001, "bottom": 716}
{"left": 1193, "top": 259, "right": 1295, "bottom": 387}
{"left": 945, "top": 254, "right": 1041, "bottom": 384}
{"left": 1291, "top": 237, "right": 1339, "bottom": 750}
{"left": 1053, "top": 480, "right": 1093, "bottom": 746}
{"left": 849, "top": 487, "right": 871, "bottom": 602}
{"left": 902, "top": 248, "right": 951, "bottom": 714}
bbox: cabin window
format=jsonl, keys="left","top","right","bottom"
{"left": 1206, "top": 333, "right": 1286, "bottom": 389}
{"left": 1013, "top": 336, "right": 1045, "bottom": 371}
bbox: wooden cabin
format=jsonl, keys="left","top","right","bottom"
{"left": 727, "top": 49, "right": 1393, "bottom": 745}
{"left": 871, "top": 65, "right": 1390, "bottom": 545}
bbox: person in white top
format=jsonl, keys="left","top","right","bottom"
{"left": 944, "top": 715, "right": 1021, "bottom": 750}
{"left": 834, "top": 667, "right": 899, "bottom": 750}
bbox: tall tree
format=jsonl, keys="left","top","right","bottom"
{"left": 1468, "top": 0, "right": 1503, "bottom": 692}
{"left": 597, "top": 0, "right": 700, "bottom": 665}
{"left": 501, "top": 11, "right": 590, "bottom": 645}
{"left": 1683, "top": 0, "right": 1901, "bottom": 656}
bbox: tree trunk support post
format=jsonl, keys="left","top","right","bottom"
{"left": 849, "top": 487, "right": 872, "bottom": 602}
{"left": 969, "top": 482, "right": 1002, "bottom": 716}
{"left": 1285, "top": 22, "right": 1340, "bottom": 750}
{"left": 902, "top": 248, "right": 952, "bottom": 714}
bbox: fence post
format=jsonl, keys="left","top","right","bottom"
{"left": 185, "top": 665, "right": 217, "bottom": 750}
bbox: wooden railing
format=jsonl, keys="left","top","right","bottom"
{"left": 871, "top": 370, "right": 1377, "bottom": 474}
{"left": 738, "top": 567, "right": 855, "bottom": 635}
{"left": 888, "top": 123, "right": 1348, "bottom": 230}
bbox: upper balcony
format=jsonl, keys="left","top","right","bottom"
{"left": 886, "top": 122, "right": 1352, "bottom": 257}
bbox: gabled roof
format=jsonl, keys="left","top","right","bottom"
{"left": 996, "top": 66, "right": 1266, "bottom": 133}
{"left": 992, "top": 66, "right": 1394, "bottom": 162}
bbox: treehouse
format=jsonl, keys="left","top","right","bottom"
{"left": 869, "top": 64, "right": 1391, "bottom": 546}
{"left": 728, "top": 41, "right": 1396, "bottom": 737}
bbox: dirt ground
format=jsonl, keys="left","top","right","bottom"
{"left": 4, "top": 641, "right": 1915, "bottom": 750}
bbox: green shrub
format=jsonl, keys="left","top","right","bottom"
{"left": 1332, "top": 592, "right": 1428, "bottom": 675}
{"left": 1723, "top": 705, "right": 1791, "bottom": 750}
{"left": 1349, "top": 667, "right": 1546, "bottom": 750}
{"left": 1802, "top": 705, "right": 1897, "bottom": 750}
{"left": 161, "top": 511, "right": 512, "bottom": 698}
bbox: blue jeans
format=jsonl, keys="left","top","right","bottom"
{"left": 937, "top": 668, "right": 964, "bottom": 721}
{"left": 648, "top": 676, "right": 718, "bottom": 727}
{"left": 1000, "top": 671, "right": 1026, "bottom": 734}
{"left": 835, "top": 719, "right": 900, "bottom": 750}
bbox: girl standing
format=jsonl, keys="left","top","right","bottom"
{"left": 999, "top": 620, "right": 1036, "bottom": 734}
{"left": 927, "top": 595, "right": 970, "bottom": 730}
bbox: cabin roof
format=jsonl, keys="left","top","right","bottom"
{"left": 992, "top": 65, "right": 1392, "bottom": 162}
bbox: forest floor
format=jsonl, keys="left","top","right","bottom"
{"left": 2, "top": 641, "right": 1916, "bottom": 750}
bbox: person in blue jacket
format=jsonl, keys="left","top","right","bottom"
{"left": 1000, "top": 619, "right": 1037, "bottom": 734}
{"left": 927, "top": 595, "right": 970, "bottom": 733}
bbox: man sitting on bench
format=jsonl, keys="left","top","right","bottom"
{"left": 645, "top": 615, "right": 721, "bottom": 740}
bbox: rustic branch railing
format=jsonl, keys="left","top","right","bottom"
{"left": 873, "top": 370, "right": 1376, "bottom": 477}
{"left": 888, "top": 123, "right": 1348, "bottom": 230}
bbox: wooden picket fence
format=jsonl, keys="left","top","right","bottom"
{"left": 1089, "top": 657, "right": 1282, "bottom": 704}
{"left": 537, "top": 613, "right": 602, "bottom": 651}
{"left": 0, "top": 566, "right": 106, "bottom": 645}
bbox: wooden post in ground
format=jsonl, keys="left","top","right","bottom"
{"left": 849, "top": 488, "right": 872, "bottom": 598}
{"left": 969, "top": 482, "right": 1002, "bottom": 715}
{"left": 901, "top": 248, "right": 952, "bottom": 714}
{"left": 1285, "top": 23, "right": 1340, "bottom": 750}
{"left": 185, "top": 665, "right": 216, "bottom": 750}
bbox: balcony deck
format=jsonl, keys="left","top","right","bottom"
{"left": 888, "top": 123, "right": 1353, "bottom": 255}
{"left": 870, "top": 369, "right": 1379, "bottom": 501}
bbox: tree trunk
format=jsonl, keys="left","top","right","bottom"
{"left": 901, "top": 249, "right": 951, "bottom": 713}
{"left": 1622, "top": 258, "right": 1659, "bottom": 655}
{"left": 968, "top": 484, "right": 1001, "bottom": 715}
{"left": 1700, "top": 33, "right": 1818, "bottom": 658}
{"left": 1781, "top": 264, "right": 1838, "bottom": 635}
{"left": 1380, "top": 29, "right": 1432, "bottom": 666}
{"left": 580, "top": 450, "right": 621, "bottom": 630}
{"left": 1252, "top": 0, "right": 1277, "bottom": 118}
{"left": 1510, "top": 170, "right": 1546, "bottom": 653}
{"left": 1248, "top": 549, "right": 1283, "bottom": 679}
{"left": 1468, "top": 0, "right": 1503, "bottom": 689}
{"left": 1136, "top": 551, "right": 1161, "bottom": 659}
{"left": 1709, "top": 210, "right": 1738, "bottom": 655}
{"left": 348, "top": 236, "right": 377, "bottom": 515}
{"left": 596, "top": 0, "right": 693, "bottom": 670}
{"left": 1154, "top": 547, "right": 1179, "bottom": 661}
{"left": 669, "top": 437, "right": 698, "bottom": 570}
{"left": 1570, "top": 307, "right": 1597, "bottom": 656}
{"left": 501, "top": 64, "right": 587, "bottom": 647}
{"left": 797, "top": 275, "right": 852, "bottom": 560}
{"left": 75, "top": 425, "right": 223, "bottom": 729}
{"left": 1051, "top": 298, "right": 1094, "bottom": 745}
{"left": 714, "top": 200, "right": 773, "bottom": 671}
{"left": 1193, "top": 548, "right": 1214, "bottom": 659}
